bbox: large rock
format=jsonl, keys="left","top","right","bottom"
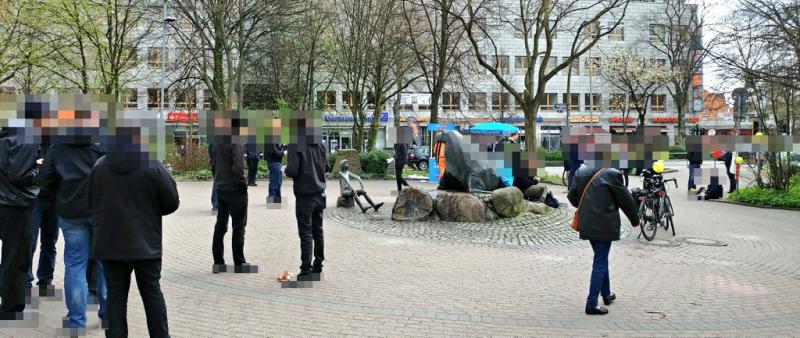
{"left": 524, "top": 200, "right": 551, "bottom": 215}
{"left": 332, "top": 149, "right": 361, "bottom": 174}
{"left": 435, "top": 191, "right": 486, "bottom": 222}
{"left": 524, "top": 185, "right": 549, "bottom": 202}
{"left": 490, "top": 187, "right": 524, "bottom": 218}
{"left": 391, "top": 186, "right": 434, "bottom": 221}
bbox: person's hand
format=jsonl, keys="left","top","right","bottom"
{"left": 36, "top": 158, "right": 44, "bottom": 165}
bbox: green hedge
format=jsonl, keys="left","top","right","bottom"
{"left": 669, "top": 145, "right": 687, "bottom": 160}
{"left": 729, "top": 174, "right": 800, "bottom": 208}
{"left": 359, "top": 150, "right": 391, "bottom": 177}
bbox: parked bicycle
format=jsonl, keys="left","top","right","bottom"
{"left": 632, "top": 166, "right": 678, "bottom": 241}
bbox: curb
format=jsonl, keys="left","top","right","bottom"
{"left": 709, "top": 198, "right": 800, "bottom": 212}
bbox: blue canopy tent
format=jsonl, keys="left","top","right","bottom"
{"left": 469, "top": 122, "right": 519, "bottom": 135}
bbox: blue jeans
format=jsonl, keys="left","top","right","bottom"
{"left": 586, "top": 240, "right": 612, "bottom": 309}
{"left": 60, "top": 217, "right": 107, "bottom": 328}
{"left": 267, "top": 162, "right": 282, "bottom": 199}
{"left": 211, "top": 183, "right": 218, "bottom": 209}
{"left": 688, "top": 163, "right": 701, "bottom": 189}
{"left": 28, "top": 204, "right": 59, "bottom": 287}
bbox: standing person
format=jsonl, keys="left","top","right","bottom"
{"left": 0, "top": 127, "right": 40, "bottom": 320}
{"left": 37, "top": 135, "right": 107, "bottom": 329}
{"left": 245, "top": 143, "right": 259, "bottom": 187}
{"left": 28, "top": 143, "right": 59, "bottom": 293}
{"left": 265, "top": 143, "right": 285, "bottom": 204}
{"left": 285, "top": 141, "right": 329, "bottom": 279}
{"left": 210, "top": 138, "right": 249, "bottom": 273}
{"left": 90, "top": 144, "right": 180, "bottom": 338}
{"left": 567, "top": 165, "right": 639, "bottom": 315}
{"left": 209, "top": 142, "right": 218, "bottom": 213}
{"left": 393, "top": 143, "right": 409, "bottom": 192}
{"left": 687, "top": 148, "right": 703, "bottom": 192}
{"left": 722, "top": 151, "right": 737, "bottom": 193}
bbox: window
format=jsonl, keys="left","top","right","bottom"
{"left": 203, "top": 89, "right": 213, "bottom": 109}
{"left": 541, "top": 93, "right": 557, "bottom": 111}
{"left": 317, "top": 91, "right": 336, "bottom": 110}
{"left": 417, "top": 93, "right": 431, "bottom": 110}
{"left": 468, "top": 92, "right": 487, "bottom": 112}
{"left": 399, "top": 92, "right": 414, "bottom": 111}
{"left": 609, "top": 94, "right": 626, "bottom": 112}
{"left": 515, "top": 56, "right": 528, "bottom": 75}
{"left": 175, "top": 88, "right": 197, "bottom": 109}
{"left": 585, "top": 57, "right": 601, "bottom": 76}
{"left": 495, "top": 55, "right": 509, "bottom": 74}
{"left": 562, "top": 93, "right": 579, "bottom": 111}
{"left": 367, "top": 92, "right": 375, "bottom": 110}
{"left": 147, "top": 88, "right": 167, "bottom": 109}
{"left": 442, "top": 92, "right": 460, "bottom": 110}
{"left": 173, "top": 48, "right": 191, "bottom": 67}
{"left": 342, "top": 91, "right": 354, "bottom": 109}
{"left": 584, "top": 93, "right": 601, "bottom": 111}
{"left": 672, "top": 24, "right": 689, "bottom": 43}
{"left": 147, "top": 48, "right": 163, "bottom": 68}
{"left": 650, "top": 94, "right": 666, "bottom": 111}
{"left": 539, "top": 56, "right": 557, "bottom": 73}
{"left": 122, "top": 89, "right": 137, "bottom": 108}
{"left": 513, "top": 18, "right": 532, "bottom": 38}
{"left": 563, "top": 57, "right": 579, "bottom": 76}
{"left": 649, "top": 24, "right": 666, "bottom": 42}
{"left": 584, "top": 21, "right": 600, "bottom": 39}
{"left": 608, "top": 22, "right": 624, "bottom": 41}
{"left": 125, "top": 48, "right": 138, "bottom": 67}
{"left": 491, "top": 92, "right": 510, "bottom": 112}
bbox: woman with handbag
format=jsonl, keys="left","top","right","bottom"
{"left": 567, "top": 165, "right": 640, "bottom": 315}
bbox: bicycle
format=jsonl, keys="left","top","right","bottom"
{"left": 635, "top": 168, "right": 678, "bottom": 241}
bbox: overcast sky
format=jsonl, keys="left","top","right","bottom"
{"left": 699, "top": 0, "right": 737, "bottom": 94}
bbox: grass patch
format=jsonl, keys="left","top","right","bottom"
{"left": 729, "top": 175, "right": 800, "bottom": 208}
{"left": 539, "top": 174, "right": 565, "bottom": 186}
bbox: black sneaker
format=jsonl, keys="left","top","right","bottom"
{"left": 585, "top": 306, "right": 609, "bottom": 315}
{"left": 297, "top": 271, "right": 313, "bottom": 281}
{"left": 602, "top": 293, "right": 616, "bottom": 305}
{"left": 212, "top": 264, "right": 227, "bottom": 273}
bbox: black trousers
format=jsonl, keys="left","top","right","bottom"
{"left": 295, "top": 194, "right": 325, "bottom": 272}
{"left": 726, "top": 168, "right": 737, "bottom": 192}
{"left": 246, "top": 158, "right": 259, "bottom": 185}
{"left": 213, "top": 190, "right": 248, "bottom": 265}
{"left": 103, "top": 259, "right": 169, "bottom": 338}
{"left": 395, "top": 161, "right": 409, "bottom": 191}
{"left": 0, "top": 206, "right": 33, "bottom": 315}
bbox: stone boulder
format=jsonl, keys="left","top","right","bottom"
{"left": 391, "top": 186, "right": 434, "bottom": 221}
{"left": 435, "top": 191, "right": 486, "bottom": 222}
{"left": 337, "top": 195, "right": 355, "bottom": 208}
{"left": 332, "top": 149, "right": 361, "bottom": 174}
{"left": 524, "top": 200, "right": 551, "bottom": 215}
{"left": 524, "top": 185, "right": 549, "bottom": 202}
{"left": 489, "top": 187, "right": 524, "bottom": 218}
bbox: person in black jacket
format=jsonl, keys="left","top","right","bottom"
{"left": 245, "top": 143, "right": 259, "bottom": 186}
{"left": 285, "top": 141, "right": 329, "bottom": 279}
{"left": 687, "top": 150, "right": 703, "bottom": 191}
{"left": 568, "top": 165, "right": 639, "bottom": 315}
{"left": 37, "top": 136, "right": 107, "bottom": 329}
{"left": 208, "top": 143, "right": 218, "bottom": 212}
{"left": 210, "top": 138, "right": 250, "bottom": 273}
{"left": 27, "top": 142, "right": 60, "bottom": 292}
{"left": 265, "top": 143, "right": 285, "bottom": 203}
{"left": 722, "top": 151, "right": 736, "bottom": 193}
{"left": 0, "top": 127, "right": 40, "bottom": 320}
{"left": 393, "top": 143, "right": 409, "bottom": 192}
{"left": 90, "top": 144, "right": 179, "bottom": 338}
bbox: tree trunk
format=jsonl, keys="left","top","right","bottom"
{"left": 430, "top": 89, "right": 442, "bottom": 124}
{"left": 523, "top": 102, "right": 539, "bottom": 152}
{"left": 367, "top": 93, "right": 385, "bottom": 150}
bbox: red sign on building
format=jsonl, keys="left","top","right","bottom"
{"left": 166, "top": 111, "right": 199, "bottom": 123}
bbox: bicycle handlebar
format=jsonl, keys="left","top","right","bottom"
{"left": 664, "top": 178, "right": 678, "bottom": 188}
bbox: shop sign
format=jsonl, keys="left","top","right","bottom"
{"left": 687, "top": 117, "right": 701, "bottom": 124}
{"left": 166, "top": 111, "right": 198, "bottom": 123}
{"left": 569, "top": 116, "right": 600, "bottom": 123}
{"left": 324, "top": 112, "right": 389, "bottom": 123}
{"left": 609, "top": 116, "right": 635, "bottom": 124}
{"left": 652, "top": 117, "right": 679, "bottom": 123}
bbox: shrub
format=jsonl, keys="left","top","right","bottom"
{"left": 730, "top": 173, "right": 800, "bottom": 208}
{"left": 327, "top": 153, "right": 337, "bottom": 173}
{"left": 669, "top": 145, "right": 686, "bottom": 160}
{"left": 358, "top": 150, "right": 391, "bottom": 176}
{"left": 164, "top": 145, "right": 210, "bottom": 172}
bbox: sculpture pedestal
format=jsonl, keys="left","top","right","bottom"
{"left": 337, "top": 195, "right": 355, "bottom": 208}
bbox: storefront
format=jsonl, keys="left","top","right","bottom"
{"left": 323, "top": 112, "right": 390, "bottom": 151}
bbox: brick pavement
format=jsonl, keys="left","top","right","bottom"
{"left": 2, "top": 166, "right": 800, "bottom": 337}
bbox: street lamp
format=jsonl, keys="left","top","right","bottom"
{"left": 159, "top": 0, "right": 177, "bottom": 160}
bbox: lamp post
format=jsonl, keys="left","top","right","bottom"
{"left": 160, "top": 1, "right": 176, "bottom": 159}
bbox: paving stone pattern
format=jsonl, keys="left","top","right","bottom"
{"left": 3, "top": 165, "right": 800, "bottom": 337}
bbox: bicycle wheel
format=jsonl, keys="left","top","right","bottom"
{"left": 663, "top": 195, "right": 675, "bottom": 236}
{"left": 639, "top": 199, "right": 658, "bottom": 241}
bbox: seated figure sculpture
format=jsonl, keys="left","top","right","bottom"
{"left": 435, "top": 130, "right": 504, "bottom": 193}
{"left": 338, "top": 160, "right": 384, "bottom": 213}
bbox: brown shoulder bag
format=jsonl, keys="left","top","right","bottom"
{"left": 571, "top": 169, "right": 605, "bottom": 232}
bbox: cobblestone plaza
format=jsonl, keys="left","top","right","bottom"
{"left": 3, "top": 165, "right": 800, "bottom": 337}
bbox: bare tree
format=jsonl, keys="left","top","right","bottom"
{"left": 442, "top": 0, "right": 630, "bottom": 151}
{"left": 0, "top": 1, "right": 26, "bottom": 86}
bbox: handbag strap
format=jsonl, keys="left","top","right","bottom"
{"left": 577, "top": 169, "right": 605, "bottom": 210}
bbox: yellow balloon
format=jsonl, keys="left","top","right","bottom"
{"left": 755, "top": 132, "right": 764, "bottom": 136}
{"left": 735, "top": 156, "right": 744, "bottom": 165}
{"left": 652, "top": 161, "right": 665, "bottom": 173}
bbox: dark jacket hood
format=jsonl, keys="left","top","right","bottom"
{"left": 105, "top": 152, "right": 146, "bottom": 174}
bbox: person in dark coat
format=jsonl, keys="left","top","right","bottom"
{"left": 90, "top": 145, "right": 179, "bottom": 338}
{"left": 687, "top": 149, "right": 703, "bottom": 191}
{"left": 37, "top": 136, "right": 107, "bottom": 328}
{"left": 0, "top": 127, "right": 40, "bottom": 320}
{"left": 285, "top": 141, "right": 329, "bottom": 279}
{"left": 245, "top": 143, "right": 259, "bottom": 186}
{"left": 393, "top": 143, "right": 410, "bottom": 192}
{"left": 722, "top": 151, "right": 736, "bottom": 193}
{"left": 265, "top": 143, "right": 285, "bottom": 203}
{"left": 568, "top": 165, "right": 640, "bottom": 315}
{"left": 210, "top": 139, "right": 249, "bottom": 272}
{"left": 28, "top": 142, "right": 60, "bottom": 291}
{"left": 208, "top": 143, "right": 218, "bottom": 212}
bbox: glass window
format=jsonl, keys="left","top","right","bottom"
{"left": 147, "top": 88, "right": 167, "bottom": 109}
{"left": 650, "top": 24, "right": 666, "bottom": 42}
{"left": 608, "top": 22, "right": 624, "bottom": 41}
{"left": 650, "top": 94, "right": 666, "bottom": 111}
{"left": 584, "top": 21, "right": 600, "bottom": 39}
{"left": 496, "top": 55, "right": 509, "bottom": 75}
{"left": 515, "top": 56, "right": 528, "bottom": 75}
{"left": 563, "top": 57, "right": 579, "bottom": 76}
{"left": 539, "top": 56, "right": 557, "bottom": 73}
{"left": 584, "top": 93, "right": 601, "bottom": 111}
{"left": 122, "top": 89, "right": 137, "bottom": 108}
{"left": 317, "top": 91, "right": 336, "bottom": 111}
{"left": 203, "top": 89, "right": 213, "bottom": 109}
{"left": 399, "top": 92, "right": 414, "bottom": 111}
{"left": 147, "top": 48, "right": 163, "bottom": 68}
{"left": 585, "top": 57, "right": 601, "bottom": 76}
{"left": 468, "top": 92, "right": 487, "bottom": 112}
{"left": 175, "top": 88, "right": 197, "bottom": 109}
{"left": 442, "top": 92, "right": 460, "bottom": 110}
{"left": 491, "top": 92, "right": 510, "bottom": 112}
{"left": 562, "top": 93, "right": 579, "bottom": 111}
{"left": 609, "top": 94, "right": 626, "bottom": 112}
{"left": 367, "top": 92, "right": 375, "bottom": 110}
{"left": 541, "top": 93, "right": 557, "bottom": 111}
{"left": 342, "top": 91, "right": 353, "bottom": 109}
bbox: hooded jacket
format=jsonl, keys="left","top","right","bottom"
{"left": 211, "top": 141, "right": 247, "bottom": 192}
{"left": 568, "top": 166, "right": 639, "bottom": 242}
{"left": 285, "top": 143, "right": 328, "bottom": 198}
{"left": 0, "top": 129, "right": 40, "bottom": 207}
{"left": 90, "top": 152, "right": 179, "bottom": 260}
{"left": 37, "top": 138, "right": 104, "bottom": 219}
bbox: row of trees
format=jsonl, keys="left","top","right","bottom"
{"left": 1, "top": 0, "right": 706, "bottom": 151}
